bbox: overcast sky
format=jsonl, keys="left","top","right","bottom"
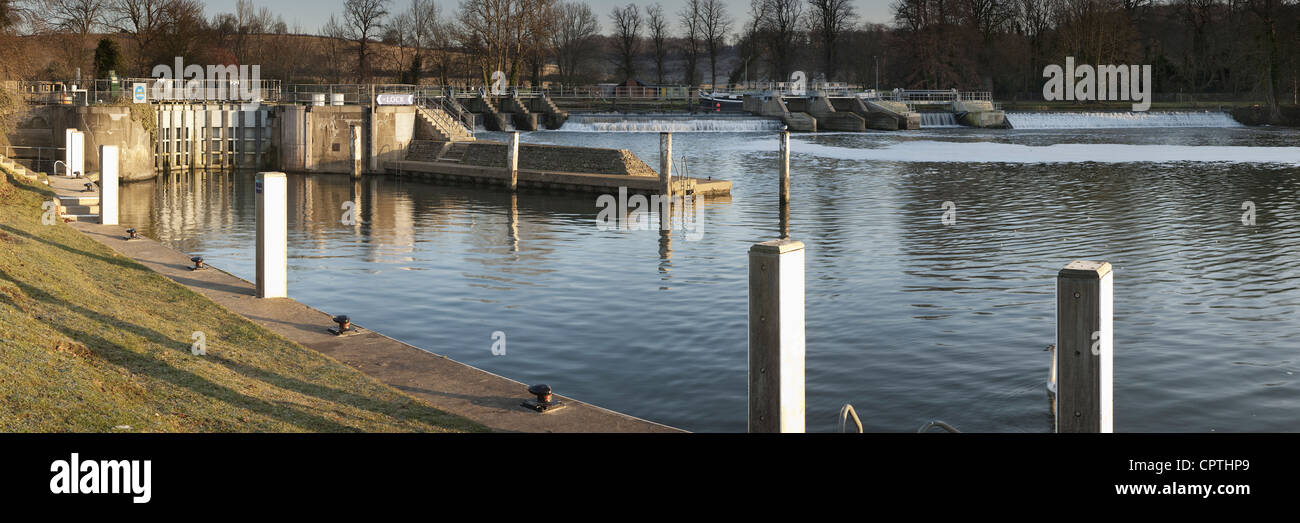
{"left": 199, "top": 0, "right": 896, "bottom": 35}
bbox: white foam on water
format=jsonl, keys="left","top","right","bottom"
{"left": 920, "top": 113, "right": 960, "bottom": 128}
{"left": 738, "top": 139, "right": 1300, "bottom": 164}
{"left": 1006, "top": 111, "right": 1242, "bottom": 129}
{"left": 561, "top": 116, "right": 784, "bottom": 132}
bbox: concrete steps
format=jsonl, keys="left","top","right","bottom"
{"left": 405, "top": 140, "right": 445, "bottom": 162}
{"left": 529, "top": 94, "right": 569, "bottom": 129}
{"left": 440, "top": 143, "right": 468, "bottom": 163}
{"left": 415, "top": 105, "right": 475, "bottom": 142}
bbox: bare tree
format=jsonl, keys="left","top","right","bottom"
{"left": 609, "top": 3, "right": 641, "bottom": 82}
{"left": 458, "top": 0, "right": 554, "bottom": 86}
{"left": 319, "top": 14, "right": 351, "bottom": 83}
{"left": 551, "top": 1, "right": 599, "bottom": 85}
{"left": 679, "top": 0, "right": 703, "bottom": 86}
{"left": 647, "top": 3, "right": 668, "bottom": 85}
{"left": 106, "top": 0, "right": 169, "bottom": 75}
{"left": 754, "top": 0, "right": 801, "bottom": 82}
{"left": 807, "top": 0, "right": 855, "bottom": 80}
{"left": 701, "top": 0, "right": 730, "bottom": 88}
{"left": 343, "top": 0, "right": 390, "bottom": 82}
{"left": 43, "top": 0, "right": 106, "bottom": 77}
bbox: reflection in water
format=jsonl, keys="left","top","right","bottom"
{"left": 119, "top": 126, "right": 1300, "bottom": 433}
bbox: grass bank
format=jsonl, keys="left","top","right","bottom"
{"left": 0, "top": 168, "right": 487, "bottom": 432}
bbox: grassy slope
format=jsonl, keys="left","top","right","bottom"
{"left": 0, "top": 169, "right": 487, "bottom": 433}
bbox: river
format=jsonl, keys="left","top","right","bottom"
{"left": 119, "top": 113, "right": 1300, "bottom": 432}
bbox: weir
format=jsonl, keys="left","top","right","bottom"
{"left": 1004, "top": 111, "right": 1242, "bottom": 129}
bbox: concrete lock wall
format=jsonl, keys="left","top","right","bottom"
{"left": 276, "top": 105, "right": 414, "bottom": 174}
{"left": 460, "top": 143, "right": 658, "bottom": 177}
{"left": 155, "top": 103, "right": 273, "bottom": 172}
{"left": 44, "top": 106, "right": 155, "bottom": 182}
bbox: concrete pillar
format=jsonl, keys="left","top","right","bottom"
{"left": 98, "top": 145, "right": 118, "bottom": 225}
{"left": 507, "top": 131, "right": 519, "bottom": 191}
{"left": 65, "top": 129, "right": 84, "bottom": 178}
{"left": 748, "top": 238, "right": 806, "bottom": 433}
{"left": 255, "top": 172, "right": 287, "bottom": 299}
{"left": 350, "top": 124, "right": 362, "bottom": 179}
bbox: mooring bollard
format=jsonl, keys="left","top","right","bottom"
{"left": 748, "top": 238, "right": 806, "bottom": 433}
{"left": 349, "top": 124, "right": 362, "bottom": 179}
{"left": 256, "top": 172, "right": 287, "bottom": 299}
{"left": 1055, "top": 260, "right": 1113, "bottom": 433}
{"left": 507, "top": 131, "right": 519, "bottom": 191}
{"left": 98, "top": 145, "right": 118, "bottom": 225}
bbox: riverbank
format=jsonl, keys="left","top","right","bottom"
{"left": 0, "top": 166, "right": 488, "bottom": 432}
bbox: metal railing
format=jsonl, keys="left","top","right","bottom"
{"left": 13, "top": 79, "right": 282, "bottom": 105}
{"left": 886, "top": 89, "right": 993, "bottom": 103}
{"left": 417, "top": 94, "right": 475, "bottom": 135}
{"left": 3, "top": 145, "right": 65, "bottom": 174}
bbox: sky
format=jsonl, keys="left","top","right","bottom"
{"left": 198, "top": 0, "right": 896, "bottom": 35}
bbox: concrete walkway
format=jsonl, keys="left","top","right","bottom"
{"left": 73, "top": 222, "right": 682, "bottom": 433}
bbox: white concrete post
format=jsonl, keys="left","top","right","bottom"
{"left": 65, "top": 129, "right": 85, "bottom": 178}
{"left": 748, "top": 238, "right": 806, "bottom": 433}
{"left": 98, "top": 145, "right": 118, "bottom": 225}
{"left": 1056, "top": 260, "right": 1114, "bottom": 433}
{"left": 256, "top": 172, "right": 288, "bottom": 299}
{"left": 350, "top": 124, "right": 362, "bottom": 179}
{"left": 507, "top": 131, "right": 519, "bottom": 191}
{"left": 63, "top": 128, "right": 75, "bottom": 176}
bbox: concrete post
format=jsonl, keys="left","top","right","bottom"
{"left": 350, "top": 124, "right": 362, "bottom": 179}
{"left": 65, "top": 129, "right": 84, "bottom": 178}
{"left": 1056, "top": 260, "right": 1113, "bottom": 433}
{"left": 748, "top": 238, "right": 806, "bottom": 433}
{"left": 98, "top": 145, "right": 118, "bottom": 225}
{"left": 507, "top": 131, "right": 519, "bottom": 191}
{"left": 64, "top": 129, "right": 76, "bottom": 177}
{"left": 255, "top": 172, "right": 288, "bottom": 299}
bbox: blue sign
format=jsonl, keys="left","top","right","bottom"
{"left": 132, "top": 83, "right": 147, "bottom": 103}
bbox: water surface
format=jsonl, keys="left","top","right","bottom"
{"left": 120, "top": 123, "right": 1300, "bottom": 432}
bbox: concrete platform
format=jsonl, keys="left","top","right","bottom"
{"left": 47, "top": 173, "right": 103, "bottom": 221}
{"left": 386, "top": 159, "right": 732, "bottom": 197}
{"left": 72, "top": 222, "right": 684, "bottom": 433}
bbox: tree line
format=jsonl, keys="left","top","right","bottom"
{"left": 1, "top": 0, "right": 1296, "bottom": 112}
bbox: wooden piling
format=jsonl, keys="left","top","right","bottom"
{"left": 660, "top": 132, "right": 673, "bottom": 231}
{"left": 507, "top": 131, "right": 519, "bottom": 191}
{"left": 350, "top": 124, "right": 362, "bottom": 179}
{"left": 778, "top": 131, "right": 790, "bottom": 206}
{"left": 1055, "top": 260, "right": 1113, "bottom": 433}
{"left": 749, "top": 238, "right": 806, "bottom": 433}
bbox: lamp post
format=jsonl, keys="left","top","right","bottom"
{"left": 874, "top": 56, "right": 879, "bottom": 93}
